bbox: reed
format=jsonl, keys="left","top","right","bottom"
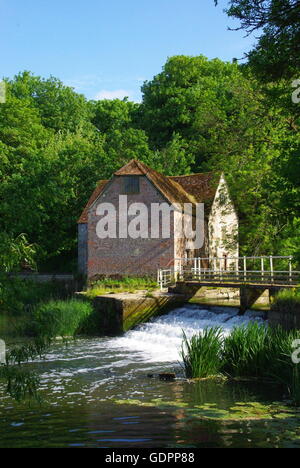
{"left": 222, "top": 322, "right": 269, "bottom": 378}
{"left": 182, "top": 321, "right": 300, "bottom": 405}
{"left": 181, "top": 327, "right": 223, "bottom": 379}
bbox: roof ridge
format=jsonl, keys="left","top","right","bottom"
{"left": 114, "top": 159, "right": 150, "bottom": 176}
{"left": 169, "top": 171, "right": 217, "bottom": 178}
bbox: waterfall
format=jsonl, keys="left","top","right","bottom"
{"left": 111, "top": 304, "right": 265, "bottom": 363}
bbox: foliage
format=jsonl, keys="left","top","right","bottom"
{"left": 0, "top": 234, "right": 37, "bottom": 324}
{"left": 0, "top": 278, "right": 73, "bottom": 320}
{"left": 0, "top": 337, "right": 51, "bottom": 401}
{"left": 0, "top": 296, "right": 94, "bottom": 401}
{"left": 182, "top": 321, "right": 300, "bottom": 404}
{"left": 86, "top": 276, "right": 157, "bottom": 298}
{"left": 181, "top": 327, "right": 224, "bottom": 378}
{"left": 30, "top": 299, "right": 94, "bottom": 338}
{"left": 270, "top": 288, "right": 300, "bottom": 315}
{"left": 216, "top": 0, "right": 300, "bottom": 80}
{"left": 0, "top": 233, "right": 36, "bottom": 273}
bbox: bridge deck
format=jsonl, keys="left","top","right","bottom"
{"left": 157, "top": 256, "right": 300, "bottom": 290}
{"left": 175, "top": 280, "right": 296, "bottom": 290}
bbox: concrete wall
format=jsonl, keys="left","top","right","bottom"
{"left": 92, "top": 292, "right": 186, "bottom": 334}
{"left": 208, "top": 175, "right": 239, "bottom": 263}
{"left": 87, "top": 175, "right": 175, "bottom": 279}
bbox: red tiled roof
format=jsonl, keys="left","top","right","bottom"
{"left": 78, "top": 160, "right": 220, "bottom": 223}
{"left": 114, "top": 159, "right": 196, "bottom": 205}
{"left": 169, "top": 172, "right": 219, "bottom": 203}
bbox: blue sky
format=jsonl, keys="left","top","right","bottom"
{"left": 0, "top": 0, "right": 257, "bottom": 102}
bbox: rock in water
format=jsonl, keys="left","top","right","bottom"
{"left": 159, "top": 373, "right": 176, "bottom": 381}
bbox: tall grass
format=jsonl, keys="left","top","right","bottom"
{"left": 0, "top": 277, "right": 72, "bottom": 316}
{"left": 222, "top": 322, "right": 270, "bottom": 378}
{"left": 181, "top": 327, "right": 223, "bottom": 378}
{"left": 181, "top": 322, "right": 300, "bottom": 405}
{"left": 30, "top": 299, "right": 94, "bottom": 338}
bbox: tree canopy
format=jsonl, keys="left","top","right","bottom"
{"left": 215, "top": 0, "right": 300, "bottom": 80}
{"left": 0, "top": 50, "right": 299, "bottom": 271}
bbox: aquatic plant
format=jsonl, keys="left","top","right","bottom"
{"left": 182, "top": 322, "right": 300, "bottom": 406}
{"left": 222, "top": 322, "right": 269, "bottom": 378}
{"left": 181, "top": 327, "right": 223, "bottom": 378}
{"left": 0, "top": 337, "right": 51, "bottom": 401}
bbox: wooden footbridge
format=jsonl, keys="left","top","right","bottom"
{"left": 157, "top": 256, "right": 300, "bottom": 313}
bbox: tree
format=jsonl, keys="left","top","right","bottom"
{"left": 0, "top": 233, "right": 36, "bottom": 273}
{"left": 7, "top": 71, "right": 90, "bottom": 132}
{"left": 140, "top": 55, "right": 276, "bottom": 171}
{"left": 148, "top": 133, "right": 195, "bottom": 175}
{"left": 89, "top": 98, "right": 139, "bottom": 133}
{"left": 216, "top": 0, "right": 300, "bottom": 79}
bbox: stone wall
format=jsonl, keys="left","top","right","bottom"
{"left": 208, "top": 174, "right": 239, "bottom": 262}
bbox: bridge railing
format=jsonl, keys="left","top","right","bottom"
{"left": 157, "top": 256, "right": 300, "bottom": 289}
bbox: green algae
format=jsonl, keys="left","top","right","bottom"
{"left": 114, "top": 397, "right": 300, "bottom": 422}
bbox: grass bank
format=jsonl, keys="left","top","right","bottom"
{"left": 85, "top": 276, "right": 157, "bottom": 298}
{"left": 0, "top": 277, "right": 75, "bottom": 337}
{"left": 27, "top": 299, "right": 95, "bottom": 338}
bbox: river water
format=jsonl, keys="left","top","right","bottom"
{"left": 0, "top": 304, "right": 299, "bottom": 448}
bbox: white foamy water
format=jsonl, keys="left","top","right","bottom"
{"left": 111, "top": 304, "right": 266, "bottom": 363}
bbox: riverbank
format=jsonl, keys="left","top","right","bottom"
{"left": 1, "top": 304, "right": 300, "bottom": 448}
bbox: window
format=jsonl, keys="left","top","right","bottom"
{"left": 123, "top": 176, "right": 140, "bottom": 194}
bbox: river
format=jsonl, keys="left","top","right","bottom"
{"left": 0, "top": 304, "right": 300, "bottom": 448}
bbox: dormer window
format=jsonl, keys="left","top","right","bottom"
{"left": 123, "top": 176, "right": 140, "bottom": 194}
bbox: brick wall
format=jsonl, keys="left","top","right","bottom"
{"left": 78, "top": 223, "right": 88, "bottom": 275}
{"left": 87, "top": 176, "right": 176, "bottom": 279}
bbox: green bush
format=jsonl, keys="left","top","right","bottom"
{"left": 0, "top": 277, "right": 72, "bottom": 316}
{"left": 30, "top": 299, "right": 94, "bottom": 338}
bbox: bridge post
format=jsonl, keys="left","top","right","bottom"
{"left": 239, "top": 286, "right": 266, "bottom": 315}
{"left": 270, "top": 256, "right": 274, "bottom": 283}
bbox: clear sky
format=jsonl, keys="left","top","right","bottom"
{"left": 0, "top": 0, "right": 256, "bottom": 102}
